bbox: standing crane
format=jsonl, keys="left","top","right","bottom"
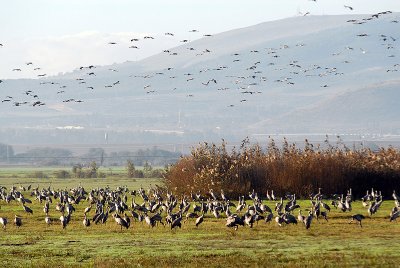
{"left": 171, "top": 216, "right": 182, "bottom": 230}
{"left": 43, "top": 202, "right": 49, "bottom": 215}
{"left": 60, "top": 215, "right": 68, "bottom": 229}
{"left": 45, "top": 216, "right": 52, "bottom": 226}
{"left": 14, "top": 215, "right": 22, "bottom": 228}
{"left": 390, "top": 210, "right": 400, "bottom": 222}
{"left": 83, "top": 214, "right": 90, "bottom": 228}
{"left": 0, "top": 217, "right": 7, "bottom": 229}
{"left": 113, "top": 213, "right": 129, "bottom": 230}
{"left": 304, "top": 211, "right": 313, "bottom": 229}
{"left": 195, "top": 214, "right": 204, "bottom": 227}
{"left": 298, "top": 210, "right": 305, "bottom": 223}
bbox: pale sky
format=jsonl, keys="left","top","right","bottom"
{"left": 1, "top": 0, "right": 399, "bottom": 79}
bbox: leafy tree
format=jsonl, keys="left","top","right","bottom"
{"left": 72, "top": 164, "right": 83, "bottom": 178}
{"left": 54, "top": 170, "right": 70, "bottom": 179}
{"left": 88, "top": 161, "right": 98, "bottom": 178}
{"left": 127, "top": 160, "right": 135, "bottom": 178}
{"left": 143, "top": 161, "right": 153, "bottom": 172}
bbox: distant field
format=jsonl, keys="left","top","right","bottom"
{"left": 0, "top": 177, "right": 161, "bottom": 193}
{"left": 0, "top": 172, "right": 400, "bottom": 267}
{"left": 0, "top": 166, "right": 156, "bottom": 177}
{"left": 0, "top": 166, "right": 122, "bottom": 177}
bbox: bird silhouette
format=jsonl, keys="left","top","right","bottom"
{"left": 344, "top": 5, "right": 354, "bottom": 11}
{"left": 349, "top": 214, "right": 365, "bottom": 227}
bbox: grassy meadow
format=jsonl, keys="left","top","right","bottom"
{"left": 0, "top": 169, "right": 400, "bottom": 267}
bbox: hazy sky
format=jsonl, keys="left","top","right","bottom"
{"left": 1, "top": 0, "right": 399, "bottom": 79}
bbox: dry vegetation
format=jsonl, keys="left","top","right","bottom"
{"left": 164, "top": 137, "right": 400, "bottom": 198}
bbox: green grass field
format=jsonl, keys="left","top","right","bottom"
{"left": 1, "top": 173, "right": 400, "bottom": 267}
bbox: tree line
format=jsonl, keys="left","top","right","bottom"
{"left": 0, "top": 143, "right": 180, "bottom": 167}
{"left": 24, "top": 160, "right": 165, "bottom": 179}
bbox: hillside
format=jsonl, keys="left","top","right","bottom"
{"left": 0, "top": 12, "right": 399, "bottom": 144}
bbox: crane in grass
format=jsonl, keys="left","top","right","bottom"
{"left": 171, "top": 215, "right": 182, "bottom": 229}
{"left": 195, "top": 214, "right": 204, "bottom": 227}
{"left": 84, "top": 205, "right": 92, "bottom": 215}
{"left": 298, "top": 210, "right": 305, "bottom": 223}
{"left": 349, "top": 214, "right": 365, "bottom": 227}
{"left": 304, "top": 211, "right": 313, "bottom": 229}
{"left": 60, "top": 215, "right": 68, "bottom": 229}
{"left": 43, "top": 202, "right": 49, "bottom": 215}
{"left": 226, "top": 215, "right": 244, "bottom": 230}
{"left": 265, "top": 213, "right": 274, "bottom": 223}
{"left": 0, "top": 217, "right": 7, "bottom": 229}
{"left": 144, "top": 214, "right": 156, "bottom": 228}
{"left": 22, "top": 204, "right": 33, "bottom": 214}
{"left": 390, "top": 210, "right": 400, "bottom": 222}
{"left": 113, "top": 213, "right": 129, "bottom": 230}
{"left": 83, "top": 214, "right": 90, "bottom": 228}
{"left": 123, "top": 213, "right": 131, "bottom": 228}
{"left": 14, "top": 215, "right": 22, "bottom": 228}
{"left": 45, "top": 216, "right": 52, "bottom": 226}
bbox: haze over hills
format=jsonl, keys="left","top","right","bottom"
{"left": 0, "top": 12, "right": 399, "bottom": 146}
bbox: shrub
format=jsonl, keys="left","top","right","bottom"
{"left": 164, "top": 138, "right": 400, "bottom": 198}
{"left": 53, "top": 170, "right": 70, "bottom": 179}
{"left": 27, "top": 171, "right": 48, "bottom": 179}
{"left": 134, "top": 170, "right": 144, "bottom": 178}
{"left": 97, "top": 172, "right": 107, "bottom": 178}
{"left": 144, "top": 168, "right": 165, "bottom": 178}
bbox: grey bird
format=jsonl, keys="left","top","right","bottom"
{"left": 195, "top": 214, "right": 204, "bottom": 227}
{"left": 304, "top": 211, "right": 313, "bottom": 229}
{"left": 349, "top": 214, "right": 365, "bottom": 227}
{"left": 0, "top": 217, "right": 8, "bottom": 229}
{"left": 14, "top": 215, "right": 22, "bottom": 228}
{"left": 390, "top": 210, "right": 400, "bottom": 222}
{"left": 44, "top": 216, "right": 51, "bottom": 226}
{"left": 83, "top": 214, "right": 90, "bottom": 228}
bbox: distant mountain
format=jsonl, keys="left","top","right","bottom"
{"left": 0, "top": 13, "right": 399, "bottom": 145}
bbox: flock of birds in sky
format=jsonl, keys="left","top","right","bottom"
{"left": 1, "top": 184, "right": 400, "bottom": 231}
{"left": 0, "top": 5, "right": 399, "bottom": 109}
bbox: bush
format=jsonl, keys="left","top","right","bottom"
{"left": 127, "top": 160, "right": 136, "bottom": 178}
{"left": 53, "top": 170, "right": 70, "bottom": 179}
{"left": 71, "top": 163, "right": 103, "bottom": 178}
{"left": 134, "top": 170, "right": 144, "bottom": 178}
{"left": 164, "top": 138, "right": 400, "bottom": 198}
{"left": 98, "top": 172, "right": 107, "bottom": 178}
{"left": 27, "top": 171, "right": 48, "bottom": 179}
{"left": 144, "top": 168, "right": 165, "bottom": 178}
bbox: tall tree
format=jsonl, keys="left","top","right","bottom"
{"left": 127, "top": 160, "right": 135, "bottom": 178}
